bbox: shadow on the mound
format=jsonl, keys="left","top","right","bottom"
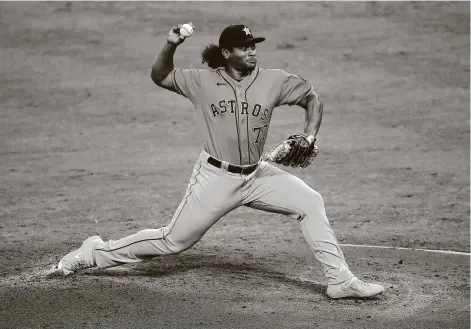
{"left": 83, "top": 253, "right": 328, "bottom": 296}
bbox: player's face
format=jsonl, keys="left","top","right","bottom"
{"left": 226, "top": 44, "right": 257, "bottom": 71}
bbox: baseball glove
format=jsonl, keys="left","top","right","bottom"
{"left": 264, "top": 133, "right": 319, "bottom": 168}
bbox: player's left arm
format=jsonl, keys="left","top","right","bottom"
{"left": 275, "top": 70, "right": 322, "bottom": 138}
{"left": 265, "top": 73, "right": 322, "bottom": 167}
{"left": 264, "top": 91, "right": 322, "bottom": 167}
{"left": 297, "top": 90, "right": 323, "bottom": 139}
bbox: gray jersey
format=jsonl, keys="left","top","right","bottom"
{"left": 171, "top": 67, "right": 313, "bottom": 165}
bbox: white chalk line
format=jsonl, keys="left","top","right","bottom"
{"left": 0, "top": 244, "right": 469, "bottom": 285}
{"left": 340, "top": 244, "right": 470, "bottom": 256}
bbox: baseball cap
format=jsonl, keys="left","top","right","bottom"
{"left": 218, "top": 25, "right": 266, "bottom": 49}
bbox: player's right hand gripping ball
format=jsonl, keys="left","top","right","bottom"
{"left": 264, "top": 134, "right": 319, "bottom": 168}
{"left": 179, "top": 23, "right": 194, "bottom": 38}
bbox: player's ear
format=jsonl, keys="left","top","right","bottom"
{"left": 221, "top": 48, "right": 230, "bottom": 59}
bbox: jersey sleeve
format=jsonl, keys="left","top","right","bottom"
{"left": 170, "top": 68, "right": 202, "bottom": 103}
{"left": 275, "top": 70, "right": 313, "bottom": 107}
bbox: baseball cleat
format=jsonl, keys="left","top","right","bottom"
{"left": 56, "top": 235, "right": 103, "bottom": 276}
{"left": 326, "top": 276, "right": 384, "bottom": 299}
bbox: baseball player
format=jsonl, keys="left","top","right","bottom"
{"left": 56, "top": 24, "right": 384, "bottom": 299}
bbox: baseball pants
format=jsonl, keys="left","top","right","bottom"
{"left": 93, "top": 150, "right": 354, "bottom": 285}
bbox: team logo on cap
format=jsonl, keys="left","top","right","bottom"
{"left": 242, "top": 26, "right": 251, "bottom": 36}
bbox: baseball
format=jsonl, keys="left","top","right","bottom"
{"left": 180, "top": 23, "right": 194, "bottom": 38}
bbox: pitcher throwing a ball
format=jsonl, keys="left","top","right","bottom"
{"left": 57, "top": 23, "right": 384, "bottom": 299}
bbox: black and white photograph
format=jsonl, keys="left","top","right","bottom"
{"left": 0, "top": 1, "right": 469, "bottom": 328}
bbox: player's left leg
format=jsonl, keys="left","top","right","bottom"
{"left": 242, "top": 161, "right": 384, "bottom": 298}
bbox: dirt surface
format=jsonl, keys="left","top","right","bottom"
{"left": 0, "top": 2, "right": 469, "bottom": 329}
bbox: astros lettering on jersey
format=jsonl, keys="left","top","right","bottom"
{"left": 171, "top": 67, "right": 313, "bottom": 165}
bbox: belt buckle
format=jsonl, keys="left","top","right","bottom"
{"left": 241, "top": 164, "right": 255, "bottom": 175}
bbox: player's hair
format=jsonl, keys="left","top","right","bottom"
{"left": 201, "top": 43, "right": 227, "bottom": 69}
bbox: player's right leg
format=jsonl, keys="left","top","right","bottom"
{"left": 56, "top": 150, "right": 244, "bottom": 275}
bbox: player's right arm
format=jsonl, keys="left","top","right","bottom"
{"left": 150, "top": 24, "right": 186, "bottom": 92}
{"left": 150, "top": 43, "right": 178, "bottom": 92}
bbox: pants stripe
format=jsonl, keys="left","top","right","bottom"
{"left": 95, "top": 162, "right": 203, "bottom": 253}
